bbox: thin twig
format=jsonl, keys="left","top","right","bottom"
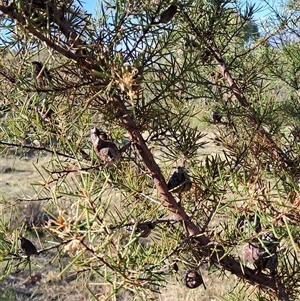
{"left": 0, "top": 141, "right": 76, "bottom": 159}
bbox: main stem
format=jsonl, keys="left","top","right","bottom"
{"left": 112, "top": 96, "right": 286, "bottom": 299}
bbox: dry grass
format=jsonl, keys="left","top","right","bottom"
{"left": 0, "top": 155, "right": 51, "bottom": 201}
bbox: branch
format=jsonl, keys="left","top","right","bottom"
{"left": 182, "top": 10, "right": 294, "bottom": 172}
{"left": 50, "top": 164, "right": 102, "bottom": 175}
{"left": 111, "top": 94, "right": 284, "bottom": 298}
{"left": 0, "top": 141, "right": 77, "bottom": 160}
{"left": 0, "top": 3, "right": 107, "bottom": 76}
{"left": 15, "top": 196, "right": 63, "bottom": 202}
{"left": 181, "top": 11, "right": 290, "bottom": 300}
{"left": 37, "top": 238, "right": 73, "bottom": 255}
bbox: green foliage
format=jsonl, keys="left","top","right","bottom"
{"left": 0, "top": 0, "right": 299, "bottom": 300}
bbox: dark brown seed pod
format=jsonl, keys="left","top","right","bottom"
{"left": 260, "top": 232, "right": 279, "bottom": 275}
{"left": 236, "top": 214, "right": 261, "bottom": 234}
{"left": 98, "top": 131, "right": 109, "bottom": 140}
{"left": 184, "top": 270, "right": 206, "bottom": 289}
{"left": 158, "top": 4, "right": 177, "bottom": 24}
{"left": 91, "top": 127, "right": 120, "bottom": 163}
{"left": 242, "top": 232, "right": 278, "bottom": 275}
{"left": 242, "top": 241, "right": 264, "bottom": 266}
{"left": 264, "top": 252, "right": 278, "bottom": 276}
{"left": 126, "top": 221, "right": 155, "bottom": 238}
{"left": 18, "top": 236, "right": 38, "bottom": 257}
{"left": 211, "top": 110, "right": 222, "bottom": 123}
{"left": 167, "top": 166, "right": 192, "bottom": 194}
{"left": 172, "top": 262, "right": 179, "bottom": 273}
